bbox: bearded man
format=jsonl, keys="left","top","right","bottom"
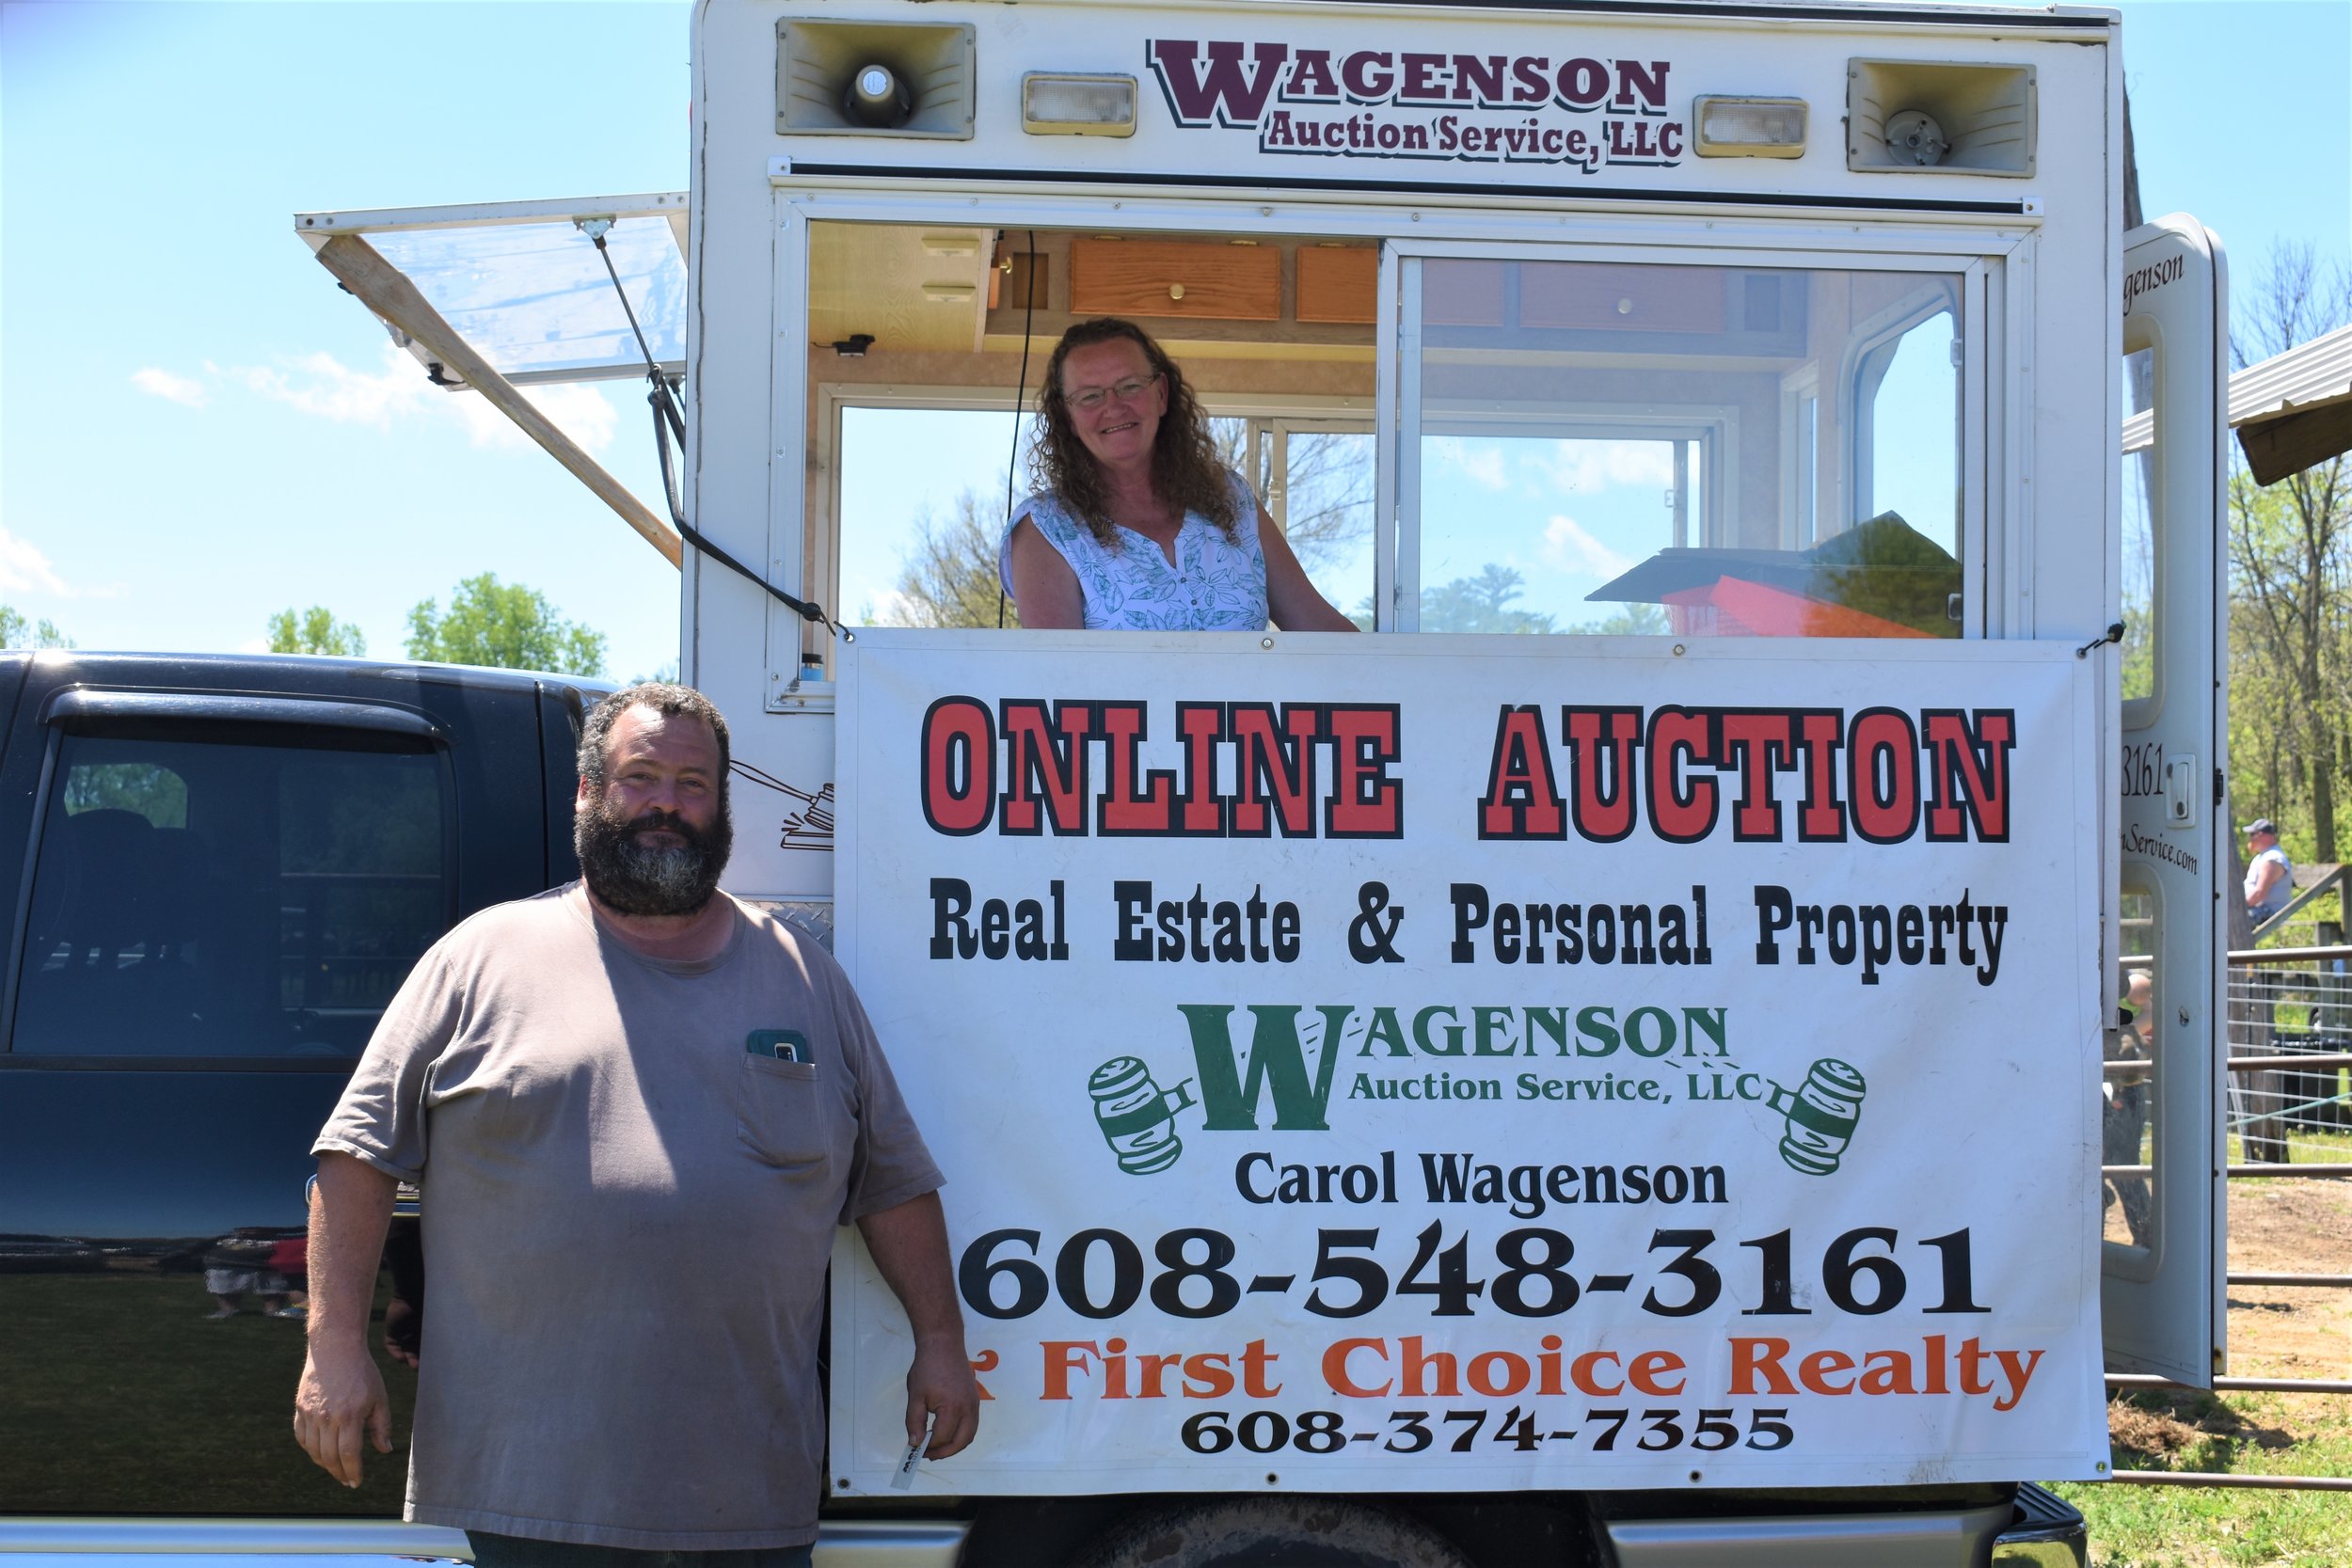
{"left": 295, "top": 683, "right": 976, "bottom": 1568}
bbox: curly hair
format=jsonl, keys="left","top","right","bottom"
{"left": 577, "top": 682, "right": 732, "bottom": 797}
{"left": 1026, "top": 318, "right": 1240, "bottom": 546}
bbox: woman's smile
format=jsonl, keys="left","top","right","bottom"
{"left": 1062, "top": 340, "right": 1166, "bottom": 470}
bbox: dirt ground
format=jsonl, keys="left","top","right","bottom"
{"left": 2105, "top": 1178, "right": 2352, "bottom": 1455}
{"left": 2223, "top": 1180, "right": 2352, "bottom": 1376}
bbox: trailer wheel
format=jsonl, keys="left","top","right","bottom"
{"left": 1065, "top": 1497, "right": 1472, "bottom": 1568}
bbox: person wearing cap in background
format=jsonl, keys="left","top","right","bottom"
{"left": 2243, "top": 818, "right": 2294, "bottom": 923}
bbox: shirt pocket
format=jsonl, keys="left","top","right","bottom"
{"left": 736, "top": 1053, "right": 831, "bottom": 1168}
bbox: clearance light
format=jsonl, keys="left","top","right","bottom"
{"left": 1023, "top": 73, "right": 1137, "bottom": 137}
{"left": 1692, "top": 97, "right": 1808, "bottom": 159}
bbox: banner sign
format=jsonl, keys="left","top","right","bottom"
{"left": 830, "top": 632, "right": 2105, "bottom": 1494}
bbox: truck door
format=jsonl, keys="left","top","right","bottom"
{"left": 2106, "top": 215, "right": 2229, "bottom": 1384}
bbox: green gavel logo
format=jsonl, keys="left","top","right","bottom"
{"left": 1088, "top": 1056, "right": 1199, "bottom": 1175}
{"left": 1766, "top": 1058, "right": 1867, "bottom": 1176}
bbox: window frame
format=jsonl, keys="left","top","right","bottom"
{"left": 1844, "top": 280, "right": 1965, "bottom": 555}
{"left": 769, "top": 189, "right": 2020, "bottom": 663}
{"left": 815, "top": 383, "right": 1379, "bottom": 651}
{"left": 1, "top": 711, "right": 459, "bottom": 1069}
{"left": 2106, "top": 867, "right": 2165, "bottom": 1284}
{"left": 2120, "top": 325, "right": 2164, "bottom": 728}
{"left": 1382, "top": 234, "right": 1996, "bottom": 638}
{"left": 1780, "top": 363, "right": 1823, "bottom": 548}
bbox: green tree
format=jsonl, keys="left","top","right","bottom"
{"left": 875, "top": 489, "right": 1019, "bottom": 629}
{"left": 64, "top": 762, "right": 184, "bottom": 824}
{"left": 1215, "top": 419, "right": 1373, "bottom": 575}
{"left": 1585, "top": 602, "right": 1670, "bottom": 636}
{"left": 405, "top": 574, "right": 608, "bottom": 676}
{"left": 0, "top": 605, "right": 72, "bottom": 650}
{"left": 2225, "top": 246, "right": 2351, "bottom": 860}
{"left": 1420, "top": 564, "right": 1559, "bottom": 634}
{"left": 266, "top": 605, "right": 368, "bottom": 657}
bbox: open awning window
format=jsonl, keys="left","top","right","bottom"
{"left": 294, "top": 193, "right": 691, "bottom": 569}
{"left": 294, "top": 194, "right": 688, "bottom": 388}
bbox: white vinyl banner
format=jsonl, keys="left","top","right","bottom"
{"left": 830, "top": 632, "right": 2106, "bottom": 1494}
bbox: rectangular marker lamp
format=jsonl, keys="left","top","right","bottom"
{"left": 1023, "top": 73, "right": 1136, "bottom": 136}
{"left": 1693, "top": 97, "right": 1808, "bottom": 158}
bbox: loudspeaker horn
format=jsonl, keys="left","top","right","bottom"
{"left": 776, "top": 19, "right": 976, "bottom": 139}
{"left": 1847, "top": 58, "right": 2035, "bottom": 177}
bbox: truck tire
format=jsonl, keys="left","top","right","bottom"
{"left": 1066, "top": 1498, "right": 1473, "bottom": 1568}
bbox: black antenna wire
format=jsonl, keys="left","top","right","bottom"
{"left": 997, "top": 229, "right": 1040, "bottom": 629}
{"left": 588, "top": 226, "right": 836, "bottom": 638}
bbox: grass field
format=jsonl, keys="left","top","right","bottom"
{"left": 2050, "top": 1387, "right": 2352, "bottom": 1568}
{"left": 0, "top": 1269, "right": 417, "bottom": 1514}
{"left": 2052, "top": 1178, "right": 2352, "bottom": 1567}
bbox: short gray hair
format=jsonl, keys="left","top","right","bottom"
{"left": 578, "top": 683, "right": 732, "bottom": 794}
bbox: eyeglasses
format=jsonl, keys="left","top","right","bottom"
{"left": 1064, "top": 372, "right": 1161, "bottom": 413}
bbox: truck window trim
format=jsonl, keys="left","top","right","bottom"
{"left": 43, "top": 689, "right": 446, "bottom": 740}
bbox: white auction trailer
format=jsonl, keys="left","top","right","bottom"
{"left": 295, "top": 0, "right": 2234, "bottom": 1562}
{"left": 683, "top": 3, "right": 2229, "bottom": 1562}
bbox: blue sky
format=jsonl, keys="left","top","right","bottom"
{"left": 4, "top": 1, "right": 2346, "bottom": 673}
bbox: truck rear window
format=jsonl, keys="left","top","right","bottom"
{"left": 10, "top": 729, "right": 451, "bottom": 1060}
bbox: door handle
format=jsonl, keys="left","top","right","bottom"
{"left": 2164, "top": 754, "right": 2198, "bottom": 828}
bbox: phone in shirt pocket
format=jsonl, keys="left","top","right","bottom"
{"left": 746, "top": 1029, "right": 809, "bottom": 1064}
{"left": 739, "top": 1029, "right": 828, "bottom": 1167}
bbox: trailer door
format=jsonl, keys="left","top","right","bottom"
{"left": 2106, "top": 214, "right": 2229, "bottom": 1385}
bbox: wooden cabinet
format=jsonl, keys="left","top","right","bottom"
{"left": 1296, "top": 245, "right": 1377, "bottom": 325}
{"left": 1069, "top": 237, "right": 1280, "bottom": 321}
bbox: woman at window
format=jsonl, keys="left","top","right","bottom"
{"left": 1000, "top": 318, "right": 1357, "bottom": 632}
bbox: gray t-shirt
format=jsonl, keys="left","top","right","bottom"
{"left": 314, "top": 884, "right": 942, "bottom": 1549}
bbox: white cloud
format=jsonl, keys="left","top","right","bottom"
{"left": 1542, "top": 439, "right": 1676, "bottom": 494}
{"left": 224, "top": 346, "right": 431, "bottom": 428}
{"left": 865, "top": 588, "right": 921, "bottom": 627}
{"left": 224, "top": 344, "right": 619, "bottom": 454}
{"left": 1428, "top": 436, "right": 1511, "bottom": 491}
{"left": 236, "top": 636, "right": 272, "bottom": 655}
{"left": 0, "top": 529, "right": 72, "bottom": 596}
{"left": 131, "top": 367, "right": 208, "bottom": 408}
{"left": 453, "top": 379, "right": 619, "bottom": 454}
{"left": 1540, "top": 514, "right": 1635, "bottom": 580}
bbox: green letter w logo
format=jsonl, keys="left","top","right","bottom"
{"left": 1178, "top": 1005, "right": 1352, "bottom": 1132}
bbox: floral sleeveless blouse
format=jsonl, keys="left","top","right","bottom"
{"left": 997, "top": 470, "right": 1269, "bottom": 630}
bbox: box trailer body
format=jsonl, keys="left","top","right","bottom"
{"left": 675, "top": 1, "right": 2226, "bottom": 1560}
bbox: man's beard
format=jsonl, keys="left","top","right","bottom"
{"left": 577, "top": 795, "right": 733, "bottom": 917}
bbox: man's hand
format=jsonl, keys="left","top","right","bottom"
{"left": 294, "top": 1153, "right": 401, "bottom": 1486}
{"left": 860, "top": 1192, "right": 981, "bottom": 1462}
{"left": 903, "top": 1335, "right": 981, "bottom": 1460}
{"left": 294, "top": 1338, "right": 392, "bottom": 1487}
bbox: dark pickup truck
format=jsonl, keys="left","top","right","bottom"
{"left": 0, "top": 652, "right": 594, "bottom": 1538}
